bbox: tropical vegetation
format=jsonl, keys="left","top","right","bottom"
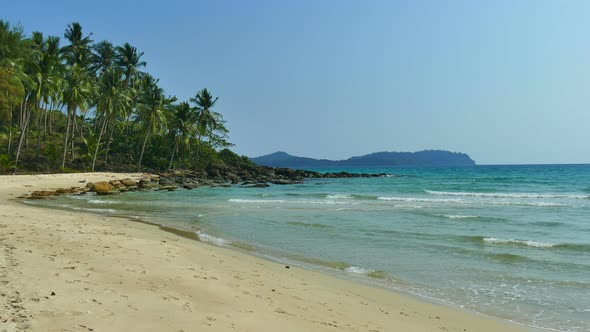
{"left": 0, "top": 19, "right": 239, "bottom": 174}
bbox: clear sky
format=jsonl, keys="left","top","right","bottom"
{"left": 2, "top": 0, "right": 589, "bottom": 164}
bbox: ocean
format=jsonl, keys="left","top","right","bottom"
{"left": 30, "top": 164, "right": 590, "bottom": 331}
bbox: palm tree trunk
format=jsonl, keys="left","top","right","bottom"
{"left": 168, "top": 136, "right": 179, "bottom": 170}
{"left": 15, "top": 102, "right": 33, "bottom": 171}
{"left": 92, "top": 116, "right": 108, "bottom": 171}
{"left": 104, "top": 118, "right": 115, "bottom": 164}
{"left": 7, "top": 106, "right": 13, "bottom": 154}
{"left": 35, "top": 101, "right": 43, "bottom": 160}
{"left": 137, "top": 132, "right": 149, "bottom": 172}
{"left": 61, "top": 105, "right": 72, "bottom": 169}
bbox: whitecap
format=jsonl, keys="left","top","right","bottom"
{"left": 425, "top": 190, "right": 588, "bottom": 200}
{"left": 441, "top": 214, "right": 479, "bottom": 219}
{"left": 483, "top": 237, "right": 556, "bottom": 248}
{"left": 88, "top": 199, "right": 116, "bottom": 204}
{"left": 326, "top": 194, "right": 353, "bottom": 199}
{"left": 229, "top": 198, "right": 286, "bottom": 204}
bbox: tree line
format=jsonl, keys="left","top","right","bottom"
{"left": 0, "top": 20, "right": 242, "bottom": 173}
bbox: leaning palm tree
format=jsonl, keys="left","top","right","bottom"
{"left": 91, "top": 68, "right": 130, "bottom": 171}
{"left": 135, "top": 76, "right": 171, "bottom": 171}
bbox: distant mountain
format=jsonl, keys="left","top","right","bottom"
{"left": 251, "top": 150, "right": 476, "bottom": 168}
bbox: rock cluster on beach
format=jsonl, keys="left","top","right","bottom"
{"left": 21, "top": 165, "right": 389, "bottom": 199}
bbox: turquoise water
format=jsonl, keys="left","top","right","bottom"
{"left": 32, "top": 165, "right": 590, "bottom": 331}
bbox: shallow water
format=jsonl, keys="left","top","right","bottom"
{"left": 32, "top": 165, "right": 590, "bottom": 331}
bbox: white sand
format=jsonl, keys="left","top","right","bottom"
{"left": 0, "top": 173, "right": 527, "bottom": 331}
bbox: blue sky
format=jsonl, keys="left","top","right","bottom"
{"left": 2, "top": 0, "right": 589, "bottom": 164}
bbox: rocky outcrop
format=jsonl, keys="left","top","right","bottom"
{"left": 21, "top": 165, "right": 390, "bottom": 201}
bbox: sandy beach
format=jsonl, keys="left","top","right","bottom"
{"left": 0, "top": 173, "right": 527, "bottom": 332}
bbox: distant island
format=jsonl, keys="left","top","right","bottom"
{"left": 251, "top": 150, "right": 476, "bottom": 168}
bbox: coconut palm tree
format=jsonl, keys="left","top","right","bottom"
{"left": 61, "top": 63, "right": 92, "bottom": 168}
{"left": 115, "top": 43, "right": 145, "bottom": 89}
{"left": 190, "top": 88, "right": 219, "bottom": 143}
{"left": 91, "top": 40, "right": 116, "bottom": 75}
{"left": 92, "top": 68, "right": 130, "bottom": 171}
{"left": 135, "top": 75, "right": 173, "bottom": 171}
{"left": 167, "top": 101, "right": 196, "bottom": 169}
{"left": 61, "top": 22, "right": 93, "bottom": 168}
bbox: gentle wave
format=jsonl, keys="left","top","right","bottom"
{"left": 196, "top": 231, "right": 230, "bottom": 246}
{"left": 286, "top": 221, "right": 333, "bottom": 229}
{"left": 345, "top": 266, "right": 386, "bottom": 279}
{"left": 51, "top": 204, "right": 117, "bottom": 214}
{"left": 462, "top": 236, "right": 590, "bottom": 251}
{"left": 88, "top": 199, "right": 117, "bottom": 204}
{"left": 425, "top": 190, "right": 589, "bottom": 199}
{"left": 229, "top": 198, "right": 287, "bottom": 203}
{"left": 483, "top": 237, "right": 557, "bottom": 248}
{"left": 326, "top": 194, "right": 353, "bottom": 199}
{"left": 377, "top": 196, "right": 569, "bottom": 207}
{"left": 440, "top": 214, "right": 480, "bottom": 219}
{"left": 228, "top": 198, "right": 353, "bottom": 205}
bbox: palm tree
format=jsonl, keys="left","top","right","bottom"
{"left": 62, "top": 22, "right": 92, "bottom": 67}
{"left": 61, "top": 63, "right": 92, "bottom": 168}
{"left": 92, "top": 68, "right": 130, "bottom": 171}
{"left": 115, "top": 43, "right": 146, "bottom": 136}
{"left": 29, "top": 32, "right": 63, "bottom": 159}
{"left": 115, "top": 43, "right": 145, "bottom": 89}
{"left": 167, "top": 101, "right": 196, "bottom": 169}
{"left": 91, "top": 40, "right": 116, "bottom": 75}
{"left": 60, "top": 22, "right": 93, "bottom": 168}
{"left": 135, "top": 75, "right": 172, "bottom": 171}
{"left": 189, "top": 88, "right": 231, "bottom": 150}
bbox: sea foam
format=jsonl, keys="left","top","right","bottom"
{"left": 196, "top": 231, "right": 230, "bottom": 246}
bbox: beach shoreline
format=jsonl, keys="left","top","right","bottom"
{"left": 0, "top": 173, "right": 527, "bottom": 331}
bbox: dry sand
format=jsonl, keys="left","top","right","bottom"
{"left": 0, "top": 173, "right": 528, "bottom": 332}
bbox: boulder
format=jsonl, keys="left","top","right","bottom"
{"left": 31, "top": 190, "right": 57, "bottom": 197}
{"left": 159, "top": 177, "right": 176, "bottom": 186}
{"left": 93, "top": 181, "right": 115, "bottom": 195}
{"left": 182, "top": 183, "right": 200, "bottom": 190}
{"left": 56, "top": 187, "right": 77, "bottom": 194}
{"left": 109, "top": 180, "right": 126, "bottom": 190}
{"left": 138, "top": 179, "right": 152, "bottom": 189}
{"left": 120, "top": 178, "right": 137, "bottom": 187}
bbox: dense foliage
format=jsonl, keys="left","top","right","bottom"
{"left": 0, "top": 20, "right": 239, "bottom": 173}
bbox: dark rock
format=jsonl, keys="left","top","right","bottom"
{"left": 157, "top": 185, "right": 177, "bottom": 191}
{"left": 247, "top": 183, "right": 269, "bottom": 188}
{"left": 159, "top": 177, "right": 176, "bottom": 186}
{"left": 138, "top": 179, "right": 152, "bottom": 189}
